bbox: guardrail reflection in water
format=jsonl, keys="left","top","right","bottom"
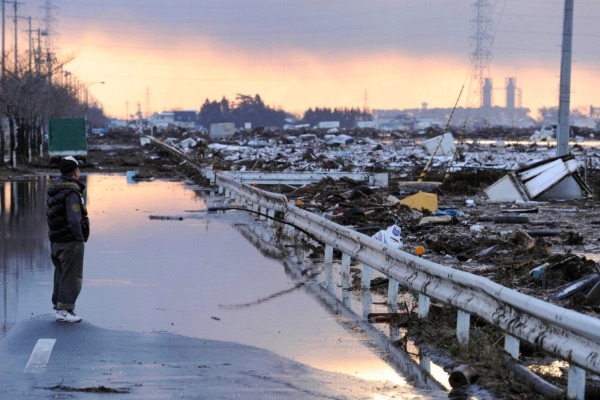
{"left": 234, "top": 220, "right": 450, "bottom": 393}
{"left": 215, "top": 172, "right": 600, "bottom": 400}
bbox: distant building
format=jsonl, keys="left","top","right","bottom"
{"left": 356, "top": 121, "right": 377, "bottom": 129}
{"left": 506, "top": 77, "right": 516, "bottom": 109}
{"left": 153, "top": 112, "right": 175, "bottom": 124}
{"left": 317, "top": 121, "right": 340, "bottom": 129}
{"left": 150, "top": 111, "right": 198, "bottom": 130}
{"left": 483, "top": 78, "right": 493, "bottom": 108}
{"left": 173, "top": 111, "right": 197, "bottom": 129}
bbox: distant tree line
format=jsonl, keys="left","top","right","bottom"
{"left": 198, "top": 94, "right": 290, "bottom": 129}
{"left": 198, "top": 94, "right": 372, "bottom": 129}
{"left": 302, "top": 107, "right": 372, "bottom": 129}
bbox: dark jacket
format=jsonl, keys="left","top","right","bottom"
{"left": 46, "top": 176, "right": 90, "bottom": 243}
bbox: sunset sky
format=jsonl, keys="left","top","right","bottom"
{"left": 18, "top": 0, "right": 600, "bottom": 119}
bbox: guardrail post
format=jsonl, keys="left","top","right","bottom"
{"left": 362, "top": 289, "right": 372, "bottom": 318}
{"left": 361, "top": 263, "right": 372, "bottom": 290}
{"left": 202, "top": 168, "right": 214, "bottom": 185}
{"left": 342, "top": 253, "right": 351, "bottom": 307}
{"left": 418, "top": 293, "right": 430, "bottom": 318}
{"left": 504, "top": 335, "right": 520, "bottom": 359}
{"left": 390, "top": 319, "right": 400, "bottom": 342}
{"left": 324, "top": 245, "right": 334, "bottom": 294}
{"left": 252, "top": 203, "right": 259, "bottom": 213}
{"left": 567, "top": 365, "right": 585, "bottom": 400}
{"left": 260, "top": 206, "right": 267, "bottom": 221}
{"left": 218, "top": 184, "right": 224, "bottom": 194}
{"left": 267, "top": 209, "right": 275, "bottom": 226}
{"left": 387, "top": 279, "right": 399, "bottom": 311}
{"left": 324, "top": 244, "right": 333, "bottom": 264}
{"left": 456, "top": 310, "right": 470, "bottom": 344}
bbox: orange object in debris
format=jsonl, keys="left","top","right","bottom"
{"left": 295, "top": 200, "right": 303, "bottom": 207}
{"left": 415, "top": 246, "right": 425, "bottom": 256}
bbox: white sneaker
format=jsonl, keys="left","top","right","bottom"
{"left": 55, "top": 310, "right": 82, "bottom": 323}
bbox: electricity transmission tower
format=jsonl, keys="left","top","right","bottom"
{"left": 41, "top": 0, "right": 57, "bottom": 81}
{"left": 469, "top": 0, "right": 494, "bottom": 108}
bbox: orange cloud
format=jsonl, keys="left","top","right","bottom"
{"left": 61, "top": 29, "right": 594, "bottom": 119}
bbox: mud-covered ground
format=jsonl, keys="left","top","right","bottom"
{"left": 3, "top": 129, "right": 600, "bottom": 399}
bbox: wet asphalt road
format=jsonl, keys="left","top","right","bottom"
{"left": 0, "top": 316, "right": 414, "bottom": 399}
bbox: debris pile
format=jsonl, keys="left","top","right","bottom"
{"left": 78, "top": 129, "right": 600, "bottom": 399}
{"left": 263, "top": 174, "right": 600, "bottom": 317}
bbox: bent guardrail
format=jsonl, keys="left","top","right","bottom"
{"left": 216, "top": 172, "right": 600, "bottom": 399}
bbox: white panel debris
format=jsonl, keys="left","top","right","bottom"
{"left": 421, "top": 133, "right": 456, "bottom": 157}
{"left": 484, "top": 175, "right": 529, "bottom": 202}
{"left": 485, "top": 155, "right": 592, "bottom": 202}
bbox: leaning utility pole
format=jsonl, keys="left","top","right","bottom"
{"left": 556, "top": 0, "right": 574, "bottom": 157}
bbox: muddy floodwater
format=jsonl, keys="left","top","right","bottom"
{"left": 0, "top": 173, "right": 448, "bottom": 398}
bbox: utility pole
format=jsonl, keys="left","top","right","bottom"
{"left": 556, "top": 0, "right": 574, "bottom": 157}
{"left": 26, "top": 16, "right": 31, "bottom": 72}
{"left": 42, "top": 0, "right": 57, "bottom": 82}
{"left": 2, "top": 0, "right": 5, "bottom": 78}
{"left": 13, "top": 0, "right": 17, "bottom": 75}
{"left": 35, "top": 27, "right": 41, "bottom": 74}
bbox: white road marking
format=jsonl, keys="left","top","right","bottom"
{"left": 24, "top": 339, "right": 56, "bottom": 373}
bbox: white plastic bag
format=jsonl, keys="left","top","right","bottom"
{"left": 372, "top": 224, "right": 403, "bottom": 249}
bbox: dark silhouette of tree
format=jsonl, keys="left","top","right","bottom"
{"left": 198, "top": 94, "right": 291, "bottom": 129}
{"left": 302, "top": 107, "right": 371, "bottom": 129}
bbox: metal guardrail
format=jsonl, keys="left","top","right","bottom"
{"left": 216, "top": 172, "right": 600, "bottom": 399}
{"left": 221, "top": 171, "right": 389, "bottom": 187}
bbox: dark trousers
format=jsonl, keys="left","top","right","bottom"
{"left": 51, "top": 241, "right": 84, "bottom": 311}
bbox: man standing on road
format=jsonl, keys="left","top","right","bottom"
{"left": 46, "top": 156, "right": 90, "bottom": 323}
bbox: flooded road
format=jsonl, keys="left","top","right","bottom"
{"left": 0, "top": 173, "right": 447, "bottom": 397}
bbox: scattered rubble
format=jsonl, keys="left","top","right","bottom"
{"left": 5, "top": 127, "right": 600, "bottom": 399}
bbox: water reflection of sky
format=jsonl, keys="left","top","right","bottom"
{"left": 1, "top": 173, "right": 442, "bottom": 394}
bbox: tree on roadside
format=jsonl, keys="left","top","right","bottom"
{"left": 0, "top": 53, "right": 92, "bottom": 167}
